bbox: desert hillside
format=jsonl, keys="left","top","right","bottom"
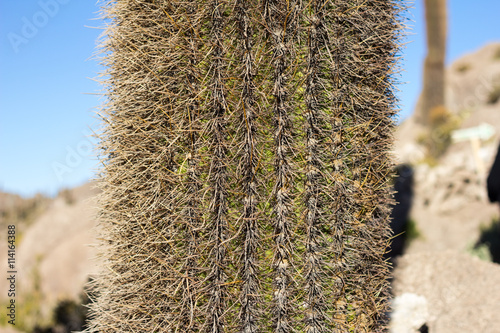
{"left": 392, "top": 42, "right": 500, "bottom": 333}
{"left": 0, "top": 183, "right": 100, "bottom": 331}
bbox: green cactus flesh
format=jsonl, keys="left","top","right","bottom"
{"left": 86, "top": 0, "right": 403, "bottom": 332}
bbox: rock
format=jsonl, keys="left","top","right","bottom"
{"left": 392, "top": 251, "right": 500, "bottom": 333}
{"left": 390, "top": 293, "right": 429, "bottom": 333}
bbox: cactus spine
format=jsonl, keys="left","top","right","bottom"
{"left": 303, "top": 0, "right": 327, "bottom": 331}
{"left": 263, "top": 0, "right": 300, "bottom": 331}
{"left": 205, "top": 0, "right": 230, "bottom": 331}
{"left": 87, "top": 1, "right": 402, "bottom": 332}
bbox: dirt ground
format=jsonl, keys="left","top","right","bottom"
{"left": 391, "top": 42, "right": 500, "bottom": 333}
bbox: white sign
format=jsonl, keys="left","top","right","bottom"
{"left": 451, "top": 123, "right": 495, "bottom": 143}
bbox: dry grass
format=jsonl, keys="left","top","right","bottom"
{"left": 494, "top": 46, "right": 500, "bottom": 60}
{"left": 85, "top": 0, "right": 404, "bottom": 332}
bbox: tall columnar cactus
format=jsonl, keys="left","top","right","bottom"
{"left": 420, "top": 0, "right": 447, "bottom": 125}
{"left": 86, "top": 1, "right": 402, "bottom": 332}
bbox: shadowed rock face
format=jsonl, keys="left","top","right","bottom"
{"left": 475, "top": 218, "right": 500, "bottom": 264}
{"left": 386, "top": 164, "right": 414, "bottom": 263}
{"left": 487, "top": 143, "right": 500, "bottom": 203}
{"left": 33, "top": 291, "right": 92, "bottom": 333}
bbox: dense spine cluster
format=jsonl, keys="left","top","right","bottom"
{"left": 87, "top": 1, "right": 403, "bottom": 332}
{"left": 263, "top": 0, "right": 300, "bottom": 331}
{"left": 303, "top": 1, "right": 328, "bottom": 332}
{"left": 234, "top": 0, "right": 260, "bottom": 332}
{"left": 182, "top": 2, "right": 203, "bottom": 330}
{"left": 326, "top": 1, "right": 401, "bottom": 329}
{"left": 205, "top": 0, "right": 230, "bottom": 332}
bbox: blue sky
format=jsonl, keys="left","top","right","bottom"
{"left": 1, "top": 0, "right": 499, "bottom": 197}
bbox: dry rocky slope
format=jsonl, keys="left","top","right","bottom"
{"left": 392, "top": 42, "right": 500, "bottom": 333}
{"left": 1, "top": 43, "right": 500, "bottom": 333}
{"left": 0, "top": 183, "right": 99, "bottom": 331}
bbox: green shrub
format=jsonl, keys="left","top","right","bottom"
{"left": 474, "top": 218, "right": 500, "bottom": 263}
{"left": 405, "top": 218, "right": 422, "bottom": 244}
{"left": 456, "top": 63, "right": 470, "bottom": 73}
{"left": 418, "top": 106, "right": 461, "bottom": 163}
{"left": 494, "top": 46, "right": 500, "bottom": 60}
